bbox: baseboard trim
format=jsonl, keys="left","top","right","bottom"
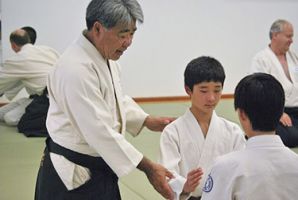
{"left": 0, "top": 94, "right": 234, "bottom": 107}
{"left": 133, "top": 94, "right": 234, "bottom": 103}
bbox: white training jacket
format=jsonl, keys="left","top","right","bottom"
{"left": 250, "top": 46, "right": 298, "bottom": 107}
{"left": 0, "top": 44, "right": 59, "bottom": 99}
{"left": 159, "top": 109, "right": 246, "bottom": 199}
{"left": 201, "top": 135, "right": 298, "bottom": 200}
{"left": 46, "top": 33, "right": 149, "bottom": 188}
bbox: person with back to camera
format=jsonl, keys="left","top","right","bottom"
{"left": 4, "top": 26, "right": 38, "bottom": 100}
{"left": 250, "top": 19, "right": 298, "bottom": 147}
{"left": 0, "top": 29, "right": 59, "bottom": 126}
{"left": 21, "top": 26, "right": 37, "bottom": 44}
{"left": 34, "top": 0, "right": 176, "bottom": 199}
{"left": 201, "top": 73, "right": 298, "bottom": 200}
{"left": 158, "top": 56, "right": 246, "bottom": 200}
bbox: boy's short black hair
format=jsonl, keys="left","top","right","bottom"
{"left": 184, "top": 56, "right": 225, "bottom": 91}
{"left": 234, "top": 73, "right": 285, "bottom": 131}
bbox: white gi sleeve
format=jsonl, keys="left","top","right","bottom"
{"left": 123, "top": 95, "right": 148, "bottom": 136}
{"left": 158, "top": 125, "right": 190, "bottom": 199}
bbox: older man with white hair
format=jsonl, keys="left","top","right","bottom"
{"left": 250, "top": 19, "right": 298, "bottom": 148}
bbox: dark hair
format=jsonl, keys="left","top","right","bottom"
{"left": 234, "top": 73, "right": 285, "bottom": 131}
{"left": 22, "top": 26, "right": 37, "bottom": 44}
{"left": 9, "top": 30, "right": 31, "bottom": 46}
{"left": 184, "top": 56, "right": 225, "bottom": 91}
{"left": 86, "top": 0, "right": 143, "bottom": 30}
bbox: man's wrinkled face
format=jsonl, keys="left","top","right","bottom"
{"left": 98, "top": 21, "right": 137, "bottom": 60}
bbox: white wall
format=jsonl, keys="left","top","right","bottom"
{"left": 1, "top": 0, "right": 89, "bottom": 57}
{"left": 1, "top": 0, "right": 298, "bottom": 99}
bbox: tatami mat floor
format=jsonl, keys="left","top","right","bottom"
{"left": 0, "top": 100, "right": 297, "bottom": 200}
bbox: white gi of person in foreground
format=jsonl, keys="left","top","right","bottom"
{"left": 201, "top": 73, "right": 298, "bottom": 200}
{"left": 34, "top": 0, "right": 176, "bottom": 200}
{"left": 0, "top": 29, "right": 59, "bottom": 126}
{"left": 250, "top": 19, "right": 298, "bottom": 148}
{"left": 158, "top": 56, "right": 246, "bottom": 200}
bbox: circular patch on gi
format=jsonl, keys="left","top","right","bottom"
{"left": 203, "top": 174, "right": 213, "bottom": 192}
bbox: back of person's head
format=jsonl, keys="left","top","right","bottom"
{"left": 86, "top": 0, "right": 144, "bottom": 30}
{"left": 234, "top": 73, "right": 285, "bottom": 132}
{"left": 9, "top": 29, "right": 31, "bottom": 46}
{"left": 269, "top": 19, "right": 291, "bottom": 40}
{"left": 21, "top": 26, "right": 37, "bottom": 44}
{"left": 184, "top": 56, "right": 225, "bottom": 91}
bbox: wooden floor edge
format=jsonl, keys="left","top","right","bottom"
{"left": 133, "top": 94, "right": 234, "bottom": 103}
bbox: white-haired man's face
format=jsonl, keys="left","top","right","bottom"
{"left": 272, "top": 23, "right": 294, "bottom": 54}
{"left": 92, "top": 21, "right": 137, "bottom": 61}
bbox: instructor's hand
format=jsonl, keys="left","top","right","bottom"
{"left": 137, "top": 157, "right": 174, "bottom": 199}
{"left": 144, "top": 116, "right": 175, "bottom": 132}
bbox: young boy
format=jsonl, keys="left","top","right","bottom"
{"left": 201, "top": 73, "right": 298, "bottom": 200}
{"left": 159, "top": 56, "right": 246, "bottom": 200}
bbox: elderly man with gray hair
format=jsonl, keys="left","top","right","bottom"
{"left": 34, "top": 0, "right": 175, "bottom": 199}
{"left": 250, "top": 19, "right": 298, "bottom": 148}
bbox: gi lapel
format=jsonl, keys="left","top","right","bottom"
{"left": 185, "top": 110, "right": 205, "bottom": 158}
{"left": 107, "top": 61, "right": 125, "bottom": 134}
{"left": 196, "top": 112, "right": 220, "bottom": 190}
{"left": 198, "top": 111, "right": 218, "bottom": 166}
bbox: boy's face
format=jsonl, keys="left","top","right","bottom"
{"left": 186, "top": 81, "right": 223, "bottom": 114}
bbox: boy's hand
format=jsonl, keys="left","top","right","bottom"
{"left": 183, "top": 167, "right": 203, "bottom": 193}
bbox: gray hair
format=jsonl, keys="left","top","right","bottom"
{"left": 269, "top": 19, "right": 291, "bottom": 39}
{"left": 86, "top": 0, "right": 144, "bottom": 30}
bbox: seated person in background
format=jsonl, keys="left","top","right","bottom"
{"left": 250, "top": 19, "right": 298, "bottom": 147}
{"left": 3, "top": 26, "right": 38, "bottom": 104}
{"left": 202, "top": 73, "right": 298, "bottom": 200}
{"left": 21, "top": 26, "right": 37, "bottom": 44}
{"left": 0, "top": 28, "right": 59, "bottom": 126}
{"left": 158, "top": 56, "right": 246, "bottom": 200}
{"left": 2, "top": 26, "right": 38, "bottom": 101}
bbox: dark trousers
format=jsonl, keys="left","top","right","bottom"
{"left": 276, "top": 107, "right": 298, "bottom": 148}
{"left": 17, "top": 88, "right": 49, "bottom": 137}
{"left": 189, "top": 196, "right": 201, "bottom": 200}
{"left": 35, "top": 138, "right": 121, "bottom": 200}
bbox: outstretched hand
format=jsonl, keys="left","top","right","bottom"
{"left": 138, "top": 157, "right": 174, "bottom": 199}
{"left": 183, "top": 167, "right": 203, "bottom": 194}
{"left": 148, "top": 163, "right": 175, "bottom": 199}
{"left": 144, "top": 116, "right": 176, "bottom": 132}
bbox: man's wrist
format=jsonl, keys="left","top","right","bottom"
{"left": 137, "top": 156, "right": 153, "bottom": 175}
{"left": 143, "top": 116, "right": 151, "bottom": 128}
